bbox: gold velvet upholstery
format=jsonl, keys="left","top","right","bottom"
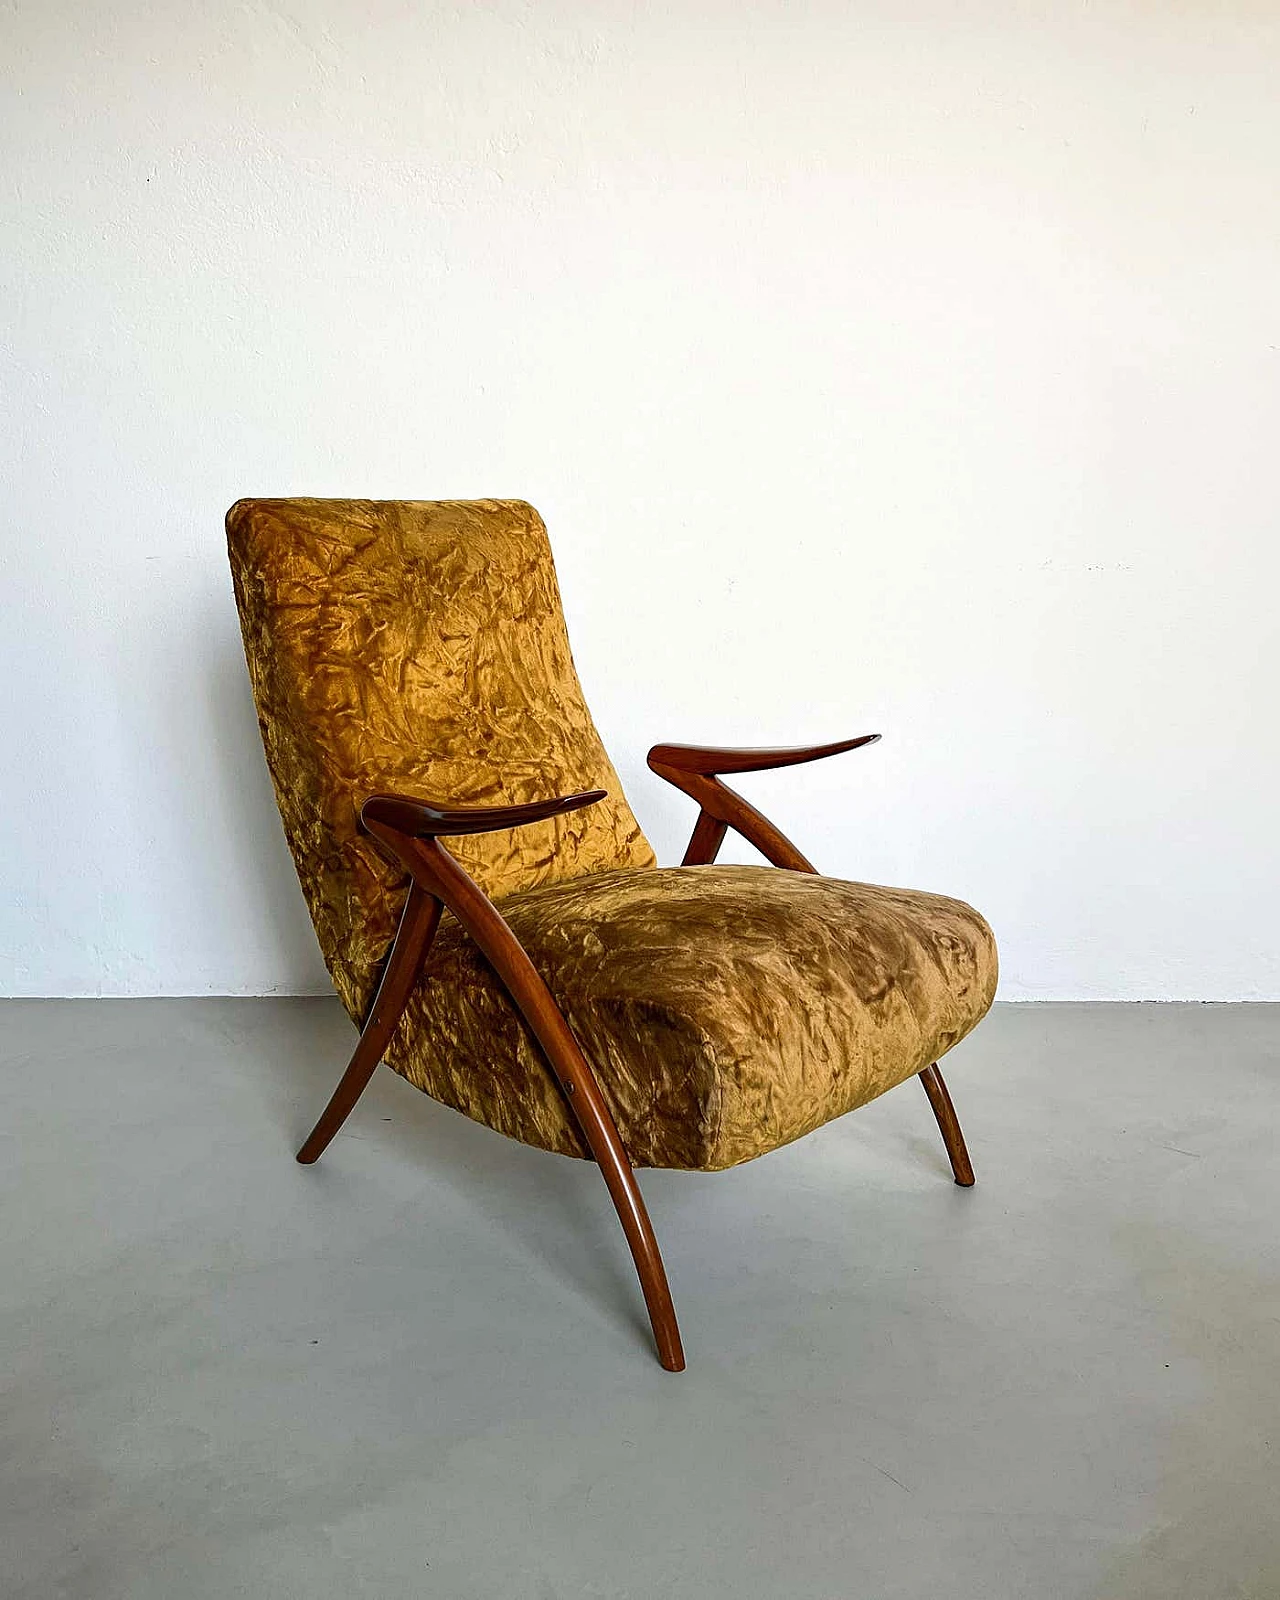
{"left": 227, "top": 499, "right": 655, "bottom": 1012}
{"left": 401, "top": 865, "right": 995, "bottom": 1170}
{"left": 227, "top": 497, "right": 997, "bottom": 1173}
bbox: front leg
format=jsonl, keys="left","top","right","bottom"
{"left": 359, "top": 798, "right": 686, "bottom": 1374}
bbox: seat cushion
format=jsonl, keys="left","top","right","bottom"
{"left": 380, "top": 864, "right": 997, "bottom": 1171}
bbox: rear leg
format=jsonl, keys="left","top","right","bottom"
{"left": 297, "top": 884, "right": 441, "bottom": 1164}
{"left": 918, "top": 1063, "right": 975, "bottom": 1187}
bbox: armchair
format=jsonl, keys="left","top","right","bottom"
{"left": 228, "top": 498, "right": 996, "bottom": 1372}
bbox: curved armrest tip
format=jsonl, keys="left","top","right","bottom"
{"left": 648, "top": 733, "right": 881, "bottom": 777}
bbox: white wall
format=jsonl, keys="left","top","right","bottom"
{"left": 2, "top": 0, "right": 1278, "bottom": 1000}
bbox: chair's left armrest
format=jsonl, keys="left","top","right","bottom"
{"left": 647, "top": 736, "right": 880, "bottom": 872}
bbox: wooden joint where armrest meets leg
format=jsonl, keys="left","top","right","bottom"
{"left": 652, "top": 764, "right": 817, "bottom": 873}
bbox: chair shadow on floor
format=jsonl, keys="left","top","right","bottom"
{"left": 251, "top": 993, "right": 667, "bottom": 1354}
{"left": 242, "top": 985, "right": 967, "bottom": 1358}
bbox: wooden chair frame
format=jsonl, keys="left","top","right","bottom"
{"left": 297, "top": 737, "right": 973, "bottom": 1373}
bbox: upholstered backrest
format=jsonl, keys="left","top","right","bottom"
{"left": 227, "top": 498, "right": 655, "bottom": 1011}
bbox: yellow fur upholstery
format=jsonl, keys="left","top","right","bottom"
{"left": 227, "top": 497, "right": 996, "bottom": 1171}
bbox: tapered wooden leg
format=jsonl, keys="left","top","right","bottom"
{"left": 296, "top": 884, "right": 441, "bottom": 1165}
{"left": 466, "top": 911, "right": 685, "bottom": 1368}
{"left": 396, "top": 834, "right": 686, "bottom": 1371}
{"left": 918, "top": 1063, "right": 975, "bottom": 1187}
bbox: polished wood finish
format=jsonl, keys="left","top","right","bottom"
{"left": 361, "top": 788, "right": 606, "bottom": 839}
{"left": 680, "top": 808, "right": 728, "bottom": 867}
{"left": 651, "top": 761, "right": 818, "bottom": 873}
{"left": 297, "top": 882, "right": 442, "bottom": 1165}
{"left": 359, "top": 804, "right": 685, "bottom": 1372}
{"left": 918, "top": 1062, "right": 975, "bottom": 1186}
{"left": 652, "top": 734, "right": 975, "bottom": 1187}
{"left": 649, "top": 733, "right": 880, "bottom": 775}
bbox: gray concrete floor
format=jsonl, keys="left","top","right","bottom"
{"left": 2, "top": 1000, "right": 1277, "bottom": 1600}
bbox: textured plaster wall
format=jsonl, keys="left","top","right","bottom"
{"left": 2, "top": 1, "right": 1278, "bottom": 998}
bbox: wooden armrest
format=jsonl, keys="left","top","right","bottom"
{"left": 647, "top": 735, "right": 880, "bottom": 873}
{"left": 361, "top": 789, "right": 606, "bottom": 839}
{"left": 647, "top": 734, "right": 879, "bottom": 777}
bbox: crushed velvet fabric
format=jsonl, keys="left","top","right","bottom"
{"left": 227, "top": 498, "right": 655, "bottom": 1007}
{"left": 397, "top": 865, "right": 996, "bottom": 1171}
{"left": 227, "top": 497, "right": 997, "bottom": 1172}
